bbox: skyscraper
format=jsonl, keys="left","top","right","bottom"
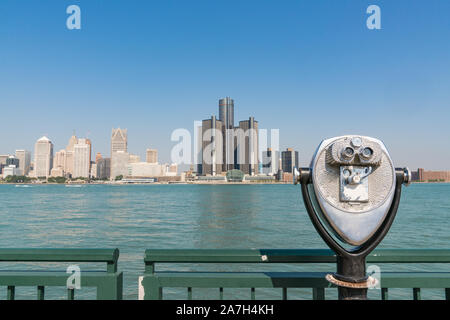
{"left": 281, "top": 148, "right": 299, "bottom": 174}
{"left": 201, "top": 116, "right": 223, "bottom": 176}
{"left": 237, "top": 117, "right": 259, "bottom": 175}
{"left": 34, "top": 136, "right": 53, "bottom": 178}
{"left": 97, "top": 157, "right": 111, "bottom": 180}
{"left": 146, "top": 149, "right": 158, "bottom": 164}
{"left": 73, "top": 138, "right": 91, "bottom": 178}
{"left": 111, "top": 128, "right": 128, "bottom": 180}
{"left": 219, "top": 97, "right": 235, "bottom": 172}
{"left": 262, "top": 148, "right": 279, "bottom": 176}
{"left": 15, "top": 150, "right": 31, "bottom": 176}
{"left": 111, "top": 128, "right": 127, "bottom": 154}
{"left": 64, "top": 135, "right": 78, "bottom": 176}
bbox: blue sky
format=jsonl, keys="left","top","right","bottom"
{"left": 0, "top": 0, "right": 449, "bottom": 169}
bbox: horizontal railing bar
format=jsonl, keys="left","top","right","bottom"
{"left": 145, "top": 271, "right": 450, "bottom": 289}
{"left": 144, "top": 249, "right": 450, "bottom": 264}
{"left": 0, "top": 248, "right": 119, "bottom": 264}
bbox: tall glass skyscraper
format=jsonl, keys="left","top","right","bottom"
{"left": 219, "top": 97, "right": 234, "bottom": 172}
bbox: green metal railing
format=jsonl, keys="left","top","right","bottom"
{"left": 140, "top": 249, "right": 450, "bottom": 300}
{"left": 0, "top": 248, "right": 123, "bottom": 300}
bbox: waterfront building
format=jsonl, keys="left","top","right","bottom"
{"left": 96, "top": 157, "right": 111, "bottom": 180}
{"left": 281, "top": 148, "right": 299, "bottom": 174}
{"left": 219, "top": 97, "right": 235, "bottom": 172}
{"left": 95, "top": 152, "right": 103, "bottom": 163}
{"left": 165, "top": 163, "right": 178, "bottom": 176}
{"left": 236, "top": 117, "right": 259, "bottom": 175}
{"left": 111, "top": 128, "right": 127, "bottom": 153}
{"left": 146, "top": 149, "right": 158, "bottom": 164}
{"left": 201, "top": 116, "right": 223, "bottom": 176}
{"left": 128, "top": 162, "right": 164, "bottom": 177}
{"left": 129, "top": 154, "right": 141, "bottom": 163}
{"left": 73, "top": 138, "right": 91, "bottom": 178}
{"left": 54, "top": 150, "right": 67, "bottom": 173}
{"left": 262, "top": 148, "right": 279, "bottom": 175}
{"left": 111, "top": 128, "right": 128, "bottom": 180}
{"left": 2, "top": 165, "right": 20, "bottom": 178}
{"left": 6, "top": 156, "right": 19, "bottom": 168}
{"left": 111, "top": 150, "right": 129, "bottom": 179}
{"left": 15, "top": 150, "right": 31, "bottom": 176}
{"left": 195, "top": 124, "right": 203, "bottom": 174}
{"left": 50, "top": 166, "right": 64, "bottom": 177}
{"left": 414, "top": 168, "right": 450, "bottom": 182}
{"left": 64, "top": 135, "right": 78, "bottom": 176}
{"left": 33, "top": 136, "right": 53, "bottom": 178}
{"left": 0, "top": 155, "right": 8, "bottom": 174}
{"left": 90, "top": 162, "right": 97, "bottom": 179}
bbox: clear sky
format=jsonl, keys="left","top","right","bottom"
{"left": 1, "top": 0, "right": 449, "bottom": 169}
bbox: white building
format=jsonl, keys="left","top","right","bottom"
{"left": 34, "top": 136, "right": 53, "bottom": 178}
{"left": 3, "top": 165, "right": 20, "bottom": 178}
{"left": 15, "top": 150, "right": 31, "bottom": 176}
{"left": 90, "top": 163, "right": 97, "bottom": 179}
{"left": 127, "top": 162, "right": 164, "bottom": 177}
{"left": 73, "top": 138, "right": 91, "bottom": 178}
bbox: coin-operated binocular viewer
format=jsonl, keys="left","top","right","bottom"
{"left": 294, "top": 135, "right": 411, "bottom": 300}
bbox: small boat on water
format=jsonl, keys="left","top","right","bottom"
{"left": 65, "top": 185, "right": 83, "bottom": 188}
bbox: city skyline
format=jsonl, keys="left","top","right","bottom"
{"left": 1, "top": 1, "right": 450, "bottom": 169}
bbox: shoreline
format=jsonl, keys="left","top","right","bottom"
{"left": 1, "top": 181, "right": 449, "bottom": 186}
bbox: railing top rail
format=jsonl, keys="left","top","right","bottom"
{"left": 0, "top": 248, "right": 119, "bottom": 264}
{"left": 144, "top": 249, "right": 450, "bottom": 264}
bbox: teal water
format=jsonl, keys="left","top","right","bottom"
{"left": 0, "top": 184, "right": 448, "bottom": 300}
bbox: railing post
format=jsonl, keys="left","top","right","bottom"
{"left": 67, "top": 288, "right": 75, "bottom": 300}
{"left": 37, "top": 286, "right": 45, "bottom": 300}
{"left": 381, "top": 288, "right": 388, "bottom": 300}
{"left": 96, "top": 273, "right": 123, "bottom": 300}
{"left": 145, "top": 262, "right": 155, "bottom": 274}
{"left": 413, "top": 288, "right": 421, "bottom": 300}
{"left": 7, "top": 286, "right": 15, "bottom": 300}
{"left": 312, "top": 288, "right": 325, "bottom": 300}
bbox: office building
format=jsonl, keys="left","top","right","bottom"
{"left": 262, "top": 148, "right": 279, "bottom": 175}
{"left": 236, "top": 117, "right": 259, "bottom": 175}
{"left": 90, "top": 163, "right": 97, "bottom": 179}
{"left": 201, "top": 116, "right": 223, "bottom": 176}
{"left": 15, "top": 150, "right": 31, "bottom": 176}
{"left": 219, "top": 97, "right": 235, "bottom": 172}
{"left": 111, "top": 128, "right": 127, "bottom": 153}
{"left": 281, "top": 148, "right": 299, "bottom": 174}
{"left": 95, "top": 152, "right": 103, "bottom": 163}
{"left": 129, "top": 154, "right": 141, "bottom": 163}
{"left": 73, "top": 138, "right": 91, "bottom": 178}
{"left": 146, "top": 149, "right": 158, "bottom": 164}
{"left": 97, "top": 157, "right": 111, "bottom": 180}
{"left": 6, "top": 156, "right": 19, "bottom": 168}
{"left": 34, "top": 136, "right": 53, "bottom": 178}
{"left": 3, "top": 165, "right": 20, "bottom": 178}
{"left": 111, "top": 150, "right": 129, "bottom": 179}
{"left": 54, "top": 150, "right": 67, "bottom": 172}
{"left": 0, "top": 155, "right": 8, "bottom": 174}
{"left": 111, "top": 128, "right": 128, "bottom": 180}
{"left": 64, "top": 135, "right": 78, "bottom": 176}
{"left": 128, "top": 162, "right": 164, "bottom": 177}
{"left": 50, "top": 166, "right": 64, "bottom": 177}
